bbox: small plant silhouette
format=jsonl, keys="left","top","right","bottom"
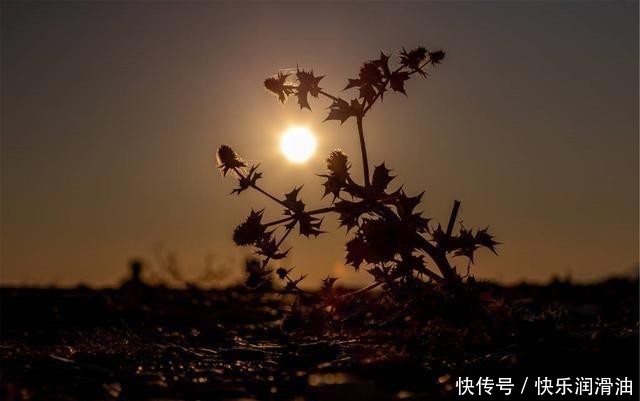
{"left": 217, "top": 46, "right": 498, "bottom": 298}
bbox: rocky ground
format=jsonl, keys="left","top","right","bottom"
{"left": 1, "top": 278, "right": 638, "bottom": 400}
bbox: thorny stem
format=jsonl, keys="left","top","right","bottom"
{"left": 414, "top": 264, "right": 446, "bottom": 283}
{"left": 264, "top": 206, "right": 336, "bottom": 227}
{"left": 374, "top": 202, "right": 456, "bottom": 282}
{"left": 416, "top": 236, "right": 457, "bottom": 282}
{"left": 259, "top": 226, "right": 294, "bottom": 272}
{"left": 339, "top": 281, "right": 381, "bottom": 298}
{"left": 445, "top": 200, "right": 461, "bottom": 237}
{"left": 256, "top": 186, "right": 288, "bottom": 209}
{"left": 232, "top": 166, "right": 339, "bottom": 223}
{"left": 281, "top": 272, "right": 314, "bottom": 295}
{"left": 275, "top": 225, "right": 293, "bottom": 249}
{"left": 233, "top": 167, "right": 289, "bottom": 209}
{"left": 264, "top": 216, "right": 296, "bottom": 228}
{"left": 275, "top": 228, "right": 312, "bottom": 296}
{"left": 351, "top": 63, "right": 434, "bottom": 189}
{"left": 282, "top": 84, "right": 343, "bottom": 104}
{"left": 338, "top": 257, "right": 443, "bottom": 300}
{"left": 319, "top": 90, "right": 340, "bottom": 102}
{"left": 356, "top": 115, "right": 370, "bottom": 187}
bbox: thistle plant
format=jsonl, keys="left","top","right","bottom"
{"left": 216, "top": 46, "right": 498, "bottom": 298}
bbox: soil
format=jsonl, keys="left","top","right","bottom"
{"left": 1, "top": 278, "right": 638, "bottom": 400}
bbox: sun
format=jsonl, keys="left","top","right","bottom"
{"left": 280, "top": 126, "right": 316, "bottom": 163}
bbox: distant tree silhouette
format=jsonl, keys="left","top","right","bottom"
{"left": 217, "top": 45, "right": 498, "bottom": 298}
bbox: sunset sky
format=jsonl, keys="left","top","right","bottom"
{"left": 2, "top": 1, "right": 638, "bottom": 287}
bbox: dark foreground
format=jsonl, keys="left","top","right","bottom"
{"left": 1, "top": 278, "right": 638, "bottom": 401}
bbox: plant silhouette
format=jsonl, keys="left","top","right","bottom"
{"left": 217, "top": 46, "right": 498, "bottom": 298}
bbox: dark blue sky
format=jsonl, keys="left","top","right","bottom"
{"left": 1, "top": 1, "right": 638, "bottom": 286}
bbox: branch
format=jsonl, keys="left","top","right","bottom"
{"left": 362, "top": 60, "right": 432, "bottom": 115}
{"left": 356, "top": 115, "right": 370, "bottom": 187}
{"left": 319, "top": 90, "right": 341, "bottom": 102}
{"left": 232, "top": 167, "right": 289, "bottom": 209}
{"left": 264, "top": 206, "right": 336, "bottom": 228}
{"left": 338, "top": 260, "right": 443, "bottom": 300}
{"left": 259, "top": 226, "right": 292, "bottom": 277}
{"left": 374, "top": 202, "right": 457, "bottom": 282}
{"left": 445, "top": 200, "right": 461, "bottom": 237}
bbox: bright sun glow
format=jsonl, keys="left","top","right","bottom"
{"left": 280, "top": 126, "right": 316, "bottom": 163}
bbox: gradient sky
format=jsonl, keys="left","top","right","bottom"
{"left": 1, "top": 1, "right": 638, "bottom": 287}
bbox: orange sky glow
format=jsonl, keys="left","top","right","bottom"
{"left": 1, "top": 1, "right": 638, "bottom": 288}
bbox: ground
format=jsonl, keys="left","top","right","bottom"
{"left": 1, "top": 278, "right": 638, "bottom": 400}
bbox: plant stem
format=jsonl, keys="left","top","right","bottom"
{"left": 415, "top": 265, "right": 445, "bottom": 283}
{"left": 282, "top": 272, "right": 314, "bottom": 295}
{"left": 264, "top": 206, "right": 336, "bottom": 227}
{"left": 319, "top": 90, "right": 340, "bottom": 102}
{"left": 375, "top": 202, "right": 456, "bottom": 282}
{"left": 260, "top": 226, "right": 294, "bottom": 269}
{"left": 339, "top": 281, "right": 381, "bottom": 298}
{"left": 264, "top": 216, "right": 295, "bottom": 228}
{"left": 232, "top": 167, "right": 289, "bottom": 209}
{"left": 445, "top": 200, "right": 461, "bottom": 237}
{"left": 415, "top": 235, "right": 457, "bottom": 282}
{"left": 275, "top": 226, "right": 293, "bottom": 249}
{"left": 255, "top": 186, "right": 288, "bottom": 209}
{"left": 356, "top": 115, "right": 370, "bottom": 187}
{"left": 339, "top": 261, "right": 443, "bottom": 300}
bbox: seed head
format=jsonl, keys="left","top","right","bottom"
{"left": 400, "top": 47, "right": 428, "bottom": 71}
{"left": 233, "top": 209, "right": 265, "bottom": 246}
{"left": 216, "top": 145, "right": 246, "bottom": 176}
{"left": 326, "top": 150, "right": 350, "bottom": 181}
{"left": 428, "top": 50, "right": 445, "bottom": 65}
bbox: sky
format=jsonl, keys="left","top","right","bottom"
{"left": 1, "top": 1, "right": 638, "bottom": 287}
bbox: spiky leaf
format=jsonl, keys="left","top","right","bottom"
{"left": 295, "top": 69, "right": 323, "bottom": 110}
{"left": 371, "top": 163, "right": 395, "bottom": 197}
